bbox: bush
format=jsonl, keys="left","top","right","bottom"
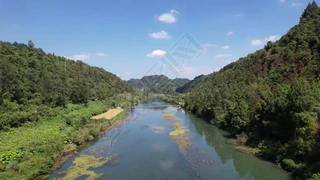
{"left": 65, "top": 119, "right": 72, "bottom": 126}
{"left": 281, "top": 158, "right": 302, "bottom": 172}
{"left": 80, "top": 117, "right": 88, "bottom": 126}
{"left": 309, "top": 173, "right": 320, "bottom": 180}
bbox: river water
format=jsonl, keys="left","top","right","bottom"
{"left": 48, "top": 101, "right": 292, "bottom": 180}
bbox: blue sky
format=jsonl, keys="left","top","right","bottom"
{"left": 0, "top": 0, "right": 316, "bottom": 80}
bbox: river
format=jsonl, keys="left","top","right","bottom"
{"left": 48, "top": 101, "right": 292, "bottom": 180}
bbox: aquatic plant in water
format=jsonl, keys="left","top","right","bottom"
{"left": 162, "top": 111, "right": 180, "bottom": 121}
{"left": 54, "top": 154, "right": 119, "bottom": 180}
{"left": 163, "top": 110, "right": 217, "bottom": 179}
{"left": 168, "top": 121, "right": 191, "bottom": 155}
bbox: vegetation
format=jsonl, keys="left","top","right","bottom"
{"left": 176, "top": 75, "right": 206, "bottom": 93}
{"left": 163, "top": 111, "right": 180, "bottom": 121}
{"left": 0, "top": 41, "right": 135, "bottom": 130}
{"left": 2, "top": 2, "right": 320, "bottom": 179}
{"left": 163, "top": 111, "right": 190, "bottom": 155}
{"left": 0, "top": 41, "right": 146, "bottom": 179}
{"left": 161, "top": 93, "right": 186, "bottom": 106}
{"left": 55, "top": 154, "right": 119, "bottom": 180}
{"left": 128, "top": 75, "right": 190, "bottom": 94}
{"left": 182, "top": 2, "right": 320, "bottom": 179}
{"left": 0, "top": 100, "right": 127, "bottom": 180}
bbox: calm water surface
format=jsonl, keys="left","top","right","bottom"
{"left": 48, "top": 101, "right": 292, "bottom": 180}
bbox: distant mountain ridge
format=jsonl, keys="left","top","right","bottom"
{"left": 128, "top": 75, "right": 190, "bottom": 93}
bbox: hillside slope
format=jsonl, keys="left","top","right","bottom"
{"left": 176, "top": 75, "right": 206, "bottom": 93}
{"left": 184, "top": 2, "right": 320, "bottom": 179}
{"left": 0, "top": 41, "right": 134, "bottom": 129}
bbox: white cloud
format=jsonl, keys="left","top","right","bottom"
{"left": 227, "top": 31, "right": 234, "bottom": 35}
{"left": 95, "top": 53, "right": 108, "bottom": 57}
{"left": 222, "top": 45, "right": 230, "bottom": 49}
{"left": 265, "top": 35, "right": 279, "bottom": 41}
{"left": 147, "top": 50, "right": 166, "bottom": 58}
{"left": 215, "top": 54, "right": 232, "bottom": 58}
{"left": 251, "top": 35, "right": 280, "bottom": 46}
{"left": 279, "top": 0, "right": 286, "bottom": 2}
{"left": 158, "top": 9, "right": 179, "bottom": 23}
{"left": 202, "top": 43, "right": 217, "bottom": 48}
{"left": 148, "top": 30, "right": 171, "bottom": 39}
{"left": 291, "top": 2, "right": 303, "bottom": 7}
{"left": 65, "top": 52, "right": 110, "bottom": 60}
{"left": 251, "top": 39, "right": 264, "bottom": 46}
{"left": 235, "top": 13, "right": 244, "bottom": 17}
{"left": 65, "top": 53, "right": 90, "bottom": 61}
{"left": 117, "top": 72, "right": 132, "bottom": 80}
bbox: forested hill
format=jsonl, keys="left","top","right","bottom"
{"left": 184, "top": 2, "right": 320, "bottom": 179}
{"left": 176, "top": 75, "right": 206, "bottom": 93}
{"left": 0, "top": 41, "right": 134, "bottom": 129}
{"left": 128, "top": 75, "right": 190, "bottom": 93}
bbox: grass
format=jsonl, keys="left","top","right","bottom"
{"left": 236, "top": 146, "right": 261, "bottom": 155}
{"left": 0, "top": 100, "right": 126, "bottom": 180}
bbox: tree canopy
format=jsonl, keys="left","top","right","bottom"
{"left": 0, "top": 41, "right": 134, "bottom": 129}
{"left": 128, "top": 75, "right": 190, "bottom": 94}
{"left": 183, "top": 2, "right": 320, "bottom": 179}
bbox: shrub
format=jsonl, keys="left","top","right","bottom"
{"left": 281, "top": 158, "right": 302, "bottom": 172}
{"left": 80, "top": 117, "right": 88, "bottom": 126}
{"left": 309, "top": 173, "right": 320, "bottom": 180}
{"left": 65, "top": 119, "right": 72, "bottom": 126}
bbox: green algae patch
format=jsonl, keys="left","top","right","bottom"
{"left": 55, "top": 154, "right": 119, "bottom": 180}
{"left": 171, "top": 135, "right": 191, "bottom": 155}
{"left": 169, "top": 123, "right": 189, "bottom": 136}
{"left": 169, "top": 123, "right": 191, "bottom": 154}
{"left": 163, "top": 110, "right": 216, "bottom": 179}
{"left": 163, "top": 111, "right": 179, "bottom": 121}
{"left": 169, "top": 129, "right": 189, "bottom": 136}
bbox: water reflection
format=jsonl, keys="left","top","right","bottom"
{"left": 186, "top": 111, "right": 292, "bottom": 180}
{"left": 48, "top": 102, "right": 292, "bottom": 180}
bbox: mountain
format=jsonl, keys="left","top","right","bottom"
{"left": 128, "top": 75, "right": 190, "bottom": 93}
{"left": 0, "top": 41, "right": 134, "bottom": 129}
{"left": 184, "top": 2, "right": 320, "bottom": 179}
{"left": 176, "top": 74, "right": 206, "bottom": 93}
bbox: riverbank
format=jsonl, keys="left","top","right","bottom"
{"left": 0, "top": 100, "right": 128, "bottom": 180}
{"left": 91, "top": 108, "right": 124, "bottom": 120}
{"left": 49, "top": 101, "right": 292, "bottom": 180}
{"left": 163, "top": 97, "right": 295, "bottom": 177}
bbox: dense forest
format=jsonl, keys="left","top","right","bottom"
{"left": 176, "top": 74, "right": 206, "bottom": 93}
{"left": 183, "top": 2, "right": 320, "bottom": 179}
{"left": 2, "top": 2, "right": 320, "bottom": 180}
{"left": 0, "top": 41, "right": 134, "bottom": 130}
{"left": 128, "top": 75, "right": 190, "bottom": 93}
{"left": 0, "top": 41, "right": 141, "bottom": 179}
